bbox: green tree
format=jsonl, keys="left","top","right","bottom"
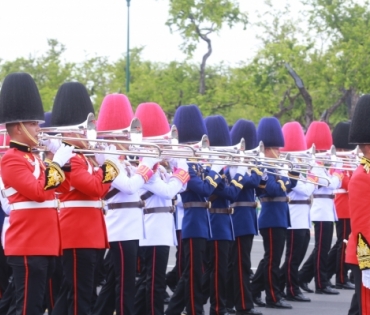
{"left": 166, "top": 0, "right": 248, "bottom": 95}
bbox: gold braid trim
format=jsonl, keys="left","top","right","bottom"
{"left": 357, "top": 233, "right": 370, "bottom": 270}
{"left": 360, "top": 157, "right": 370, "bottom": 174}
{"left": 230, "top": 179, "right": 243, "bottom": 189}
{"left": 251, "top": 167, "right": 263, "bottom": 176}
{"left": 102, "top": 160, "right": 120, "bottom": 184}
{"left": 277, "top": 180, "right": 287, "bottom": 192}
{"left": 205, "top": 176, "right": 218, "bottom": 188}
{"left": 44, "top": 163, "right": 65, "bottom": 190}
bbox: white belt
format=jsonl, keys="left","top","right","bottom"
{"left": 59, "top": 200, "right": 105, "bottom": 209}
{"left": 10, "top": 200, "right": 59, "bottom": 211}
{"left": 2, "top": 187, "right": 17, "bottom": 198}
{"left": 334, "top": 189, "right": 348, "bottom": 194}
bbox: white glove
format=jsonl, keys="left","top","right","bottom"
{"left": 103, "top": 145, "right": 119, "bottom": 164}
{"left": 363, "top": 269, "right": 370, "bottom": 289}
{"left": 94, "top": 152, "right": 105, "bottom": 166}
{"left": 211, "top": 163, "right": 224, "bottom": 173}
{"left": 177, "top": 159, "right": 189, "bottom": 171}
{"left": 262, "top": 168, "right": 268, "bottom": 181}
{"left": 41, "top": 138, "right": 61, "bottom": 154}
{"left": 52, "top": 144, "right": 74, "bottom": 167}
{"left": 167, "top": 158, "right": 178, "bottom": 170}
{"left": 141, "top": 157, "right": 162, "bottom": 169}
{"left": 229, "top": 166, "right": 237, "bottom": 178}
{"left": 236, "top": 165, "right": 248, "bottom": 175}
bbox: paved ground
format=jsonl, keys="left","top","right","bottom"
{"left": 165, "top": 232, "right": 354, "bottom": 315}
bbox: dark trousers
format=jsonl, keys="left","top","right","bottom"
{"left": 45, "top": 256, "right": 63, "bottom": 315}
{"left": 281, "top": 229, "right": 310, "bottom": 296}
{"left": 0, "top": 243, "right": 10, "bottom": 298}
{"left": 201, "top": 240, "right": 230, "bottom": 315}
{"left": 7, "top": 255, "right": 54, "bottom": 315}
{"left": 328, "top": 218, "right": 351, "bottom": 284}
{"left": 259, "top": 227, "right": 286, "bottom": 304}
{"left": 91, "top": 250, "right": 116, "bottom": 315}
{"left": 166, "top": 230, "right": 185, "bottom": 291}
{"left": 134, "top": 245, "right": 170, "bottom": 315}
{"left": 0, "top": 278, "right": 15, "bottom": 315}
{"left": 299, "top": 221, "right": 333, "bottom": 289}
{"left": 231, "top": 235, "right": 254, "bottom": 312}
{"left": 165, "top": 238, "right": 207, "bottom": 315}
{"left": 347, "top": 264, "right": 361, "bottom": 315}
{"left": 53, "top": 248, "right": 98, "bottom": 315}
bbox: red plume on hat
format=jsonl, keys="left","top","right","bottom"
{"left": 280, "top": 122, "right": 307, "bottom": 152}
{"left": 97, "top": 94, "right": 134, "bottom": 131}
{"left": 306, "top": 121, "right": 332, "bottom": 150}
{"left": 135, "top": 102, "right": 170, "bottom": 137}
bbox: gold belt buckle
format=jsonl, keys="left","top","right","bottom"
{"left": 229, "top": 208, "right": 234, "bottom": 215}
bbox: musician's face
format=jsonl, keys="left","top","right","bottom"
{"left": 19, "top": 121, "right": 40, "bottom": 147}
{"left": 265, "top": 147, "right": 280, "bottom": 158}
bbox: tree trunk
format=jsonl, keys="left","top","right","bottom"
{"left": 199, "top": 36, "right": 212, "bottom": 95}
{"left": 284, "top": 63, "right": 314, "bottom": 128}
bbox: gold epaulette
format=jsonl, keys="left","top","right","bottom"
{"left": 251, "top": 167, "right": 263, "bottom": 176}
{"left": 277, "top": 179, "right": 287, "bottom": 192}
{"left": 357, "top": 233, "right": 370, "bottom": 270}
{"left": 44, "top": 162, "right": 65, "bottom": 190}
{"left": 102, "top": 160, "right": 120, "bottom": 184}
{"left": 231, "top": 175, "right": 244, "bottom": 189}
{"left": 205, "top": 175, "right": 218, "bottom": 188}
{"left": 360, "top": 157, "right": 370, "bottom": 174}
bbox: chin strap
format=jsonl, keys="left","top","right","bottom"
{"left": 20, "top": 122, "right": 39, "bottom": 145}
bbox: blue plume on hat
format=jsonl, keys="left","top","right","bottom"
{"left": 39, "top": 112, "right": 52, "bottom": 128}
{"left": 173, "top": 105, "right": 207, "bottom": 143}
{"left": 204, "top": 115, "right": 231, "bottom": 146}
{"left": 257, "top": 117, "right": 284, "bottom": 147}
{"left": 230, "top": 119, "right": 257, "bottom": 150}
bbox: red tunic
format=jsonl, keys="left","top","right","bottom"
{"left": 1, "top": 148, "right": 61, "bottom": 256}
{"left": 334, "top": 170, "right": 352, "bottom": 219}
{"left": 57, "top": 153, "right": 110, "bottom": 249}
{"left": 347, "top": 165, "right": 370, "bottom": 315}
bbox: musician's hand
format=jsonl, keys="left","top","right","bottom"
{"left": 211, "top": 163, "right": 223, "bottom": 173}
{"left": 363, "top": 269, "right": 370, "bottom": 289}
{"left": 41, "top": 138, "right": 61, "bottom": 154}
{"left": 103, "top": 145, "right": 119, "bottom": 164}
{"left": 141, "top": 157, "right": 162, "bottom": 169}
{"left": 177, "top": 159, "right": 189, "bottom": 171}
{"left": 52, "top": 144, "right": 74, "bottom": 167}
{"left": 262, "top": 169, "right": 268, "bottom": 181}
{"left": 236, "top": 165, "right": 248, "bottom": 175}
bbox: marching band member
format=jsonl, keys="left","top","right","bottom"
{"left": 165, "top": 105, "right": 223, "bottom": 315}
{"left": 92, "top": 94, "right": 158, "bottom": 315}
{"left": 201, "top": 115, "right": 257, "bottom": 315}
{"left": 49, "top": 82, "right": 119, "bottom": 315}
{"left": 298, "top": 121, "right": 342, "bottom": 295}
{"left": 0, "top": 73, "right": 73, "bottom": 315}
{"left": 251, "top": 117, "right": 298, "bottom": 309}
{"left": 134, "top": 102, "right": 190, "bottom": 315}
{"left": 227, "top": 119, "right": 263, "bottom": 315}
{"left": 279, "top": 122, "right": 315, "bottom": 302}
{"left": 327, "top": 121, "right": 355, "bottom": 290}
{"left": 347, "top": 94, "right": 370, "bottom": 315}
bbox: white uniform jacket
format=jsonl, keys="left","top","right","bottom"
{"left": 175, "top": 194, "right": 184, "bottom": 231}
{"left": 105, "top": 163, "right": 146, "bottom": 242}
{"left": 310, "top": 163, "right": 341, "bottom": 222}
{"left": 288, "top": 174, "right": 315, "bottom": 229}
{"left": 139, "top": 168, "right": 186, "bottom": 247}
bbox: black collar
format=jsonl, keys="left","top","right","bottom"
{"left": 9, "top": 141, "right": 32, "bottom": 152}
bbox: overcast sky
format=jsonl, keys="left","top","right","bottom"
{"left": 0, "top": 0, "right": 304, "bottom": 65}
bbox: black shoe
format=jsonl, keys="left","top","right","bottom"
{"left": 266, "top": 299, "right": 292, "bottom": 309}
{"left": 252, "top": 296, "right": 266, "bottom": 307}
{"left": 236, "top": 309, "right": 263, "bottom": 315}
{"left": 299, "top": 282, "right": 314, "bottom": 293}
{"left": 328, "top": 280, "right": 335, "bottom": 288}
{"left": 315, "top": 286, "right": 340, "bottom": 295}
{"left": 336, "top": 282, "right": 355, "bottom": 290}
{"left": 285, "top": 293, "right": 311, "bottom": 302}
{"left": 227, "top": 308, "right": 236, "bottom": 314}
